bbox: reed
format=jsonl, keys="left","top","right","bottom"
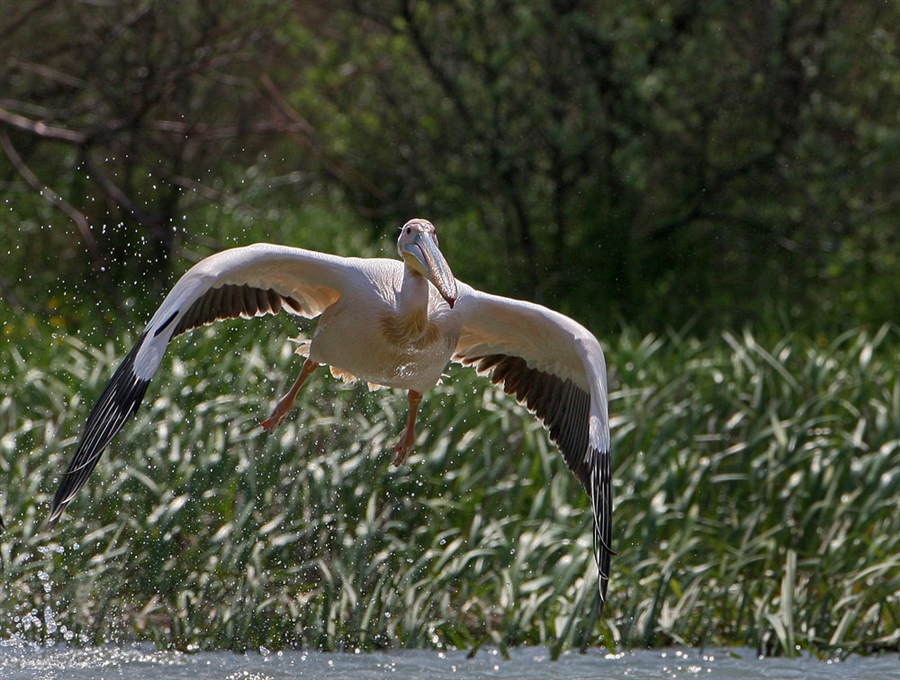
{"left": 1, "top": 319, "right": 898, "bottom": 657}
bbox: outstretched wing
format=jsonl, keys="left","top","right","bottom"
{"left": 451, "top": 284, "right": 613, "bottom": 613}
{"left": 48, "top": 244, "right": 366, "bottom": 526}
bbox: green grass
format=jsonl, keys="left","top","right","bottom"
{"left": 1, "top": 317, "right": 898, "bottom": 657}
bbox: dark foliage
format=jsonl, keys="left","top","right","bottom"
{"left": 2, "top": 1, "right": 899, "bottom": 332}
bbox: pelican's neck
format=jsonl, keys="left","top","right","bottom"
{"left": 399, "top": 268, "right": 430, "bottom": 322}
{"left": 379, "top": 267, "right": 436, "bottom": 347}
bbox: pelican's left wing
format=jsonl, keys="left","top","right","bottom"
{"left": 48, "top": 244, "right": 366, "bottom": 526}
{"left": 451, "top": 284, "right": 613, "bottom": 612}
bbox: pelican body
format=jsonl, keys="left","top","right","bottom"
{"left": 49, "top": 219, "right": 613, "bottom": 612}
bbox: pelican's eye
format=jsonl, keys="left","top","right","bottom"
{"left": 405, "top": 226, "right": 412, "bottom": 234}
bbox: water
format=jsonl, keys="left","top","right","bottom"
{"left": 1, "top": 641, "right": 897, "bottom": 680}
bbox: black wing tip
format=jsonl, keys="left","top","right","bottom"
{"left": 47, "top": 335, "right": 151, "bottom": 528}
{"left": 47, "top": 485, "right": 78, "bottom": 529}
{"left": 596, "top": 561, "right": 612, "bottom": 617}
{"left": 589, "top": 445, "right": 614, "bottom": 617}
{"left": 46, "top": 505, "right": 64, "bottom": 530}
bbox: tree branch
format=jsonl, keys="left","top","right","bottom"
{"left": 400, "top": 0, "right": 480, "bottom": 135}
{"left": 0, "top": 107, "right": 88, "bottom": 145}
{"left": 80, "top": 150, "right": 160, "bottom": 228}
{"left": 0, "top": 132, "right": 101, "bottom": 265}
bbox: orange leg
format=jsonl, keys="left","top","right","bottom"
{"left": 392, "top": 390, "right": 422, "bottom": 466}
{"left": 261, "top": 358, "right": 320, "bottom": 432}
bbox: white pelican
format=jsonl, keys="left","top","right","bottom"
{"left": 48, "top": 219, "right": 613, "bottom": 611}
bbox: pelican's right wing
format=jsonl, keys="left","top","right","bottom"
{"left": 451, "top": 284, "right": 613, "bottom": 613}
{"left": 48, "top": 244, "right": 368, "bottom": 526}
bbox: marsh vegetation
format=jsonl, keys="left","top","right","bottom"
{"left": 2, "top": 319, "right": 897, "bottom": 657}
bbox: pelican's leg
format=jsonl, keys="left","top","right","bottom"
{"left": 392, "top": 390, "right": 422, "bottom": 466}
{"left": 261, "top": 358, "right": 320, "bottom": 432}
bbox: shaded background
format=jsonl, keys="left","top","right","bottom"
{"left": 3, "top": 0, "right": 898, "bottom": 335}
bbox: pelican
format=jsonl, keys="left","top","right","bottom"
{"left": 48, "top": 219, "right": 613, "bottom": 611}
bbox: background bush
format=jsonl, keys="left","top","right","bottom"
{"left": 3, "top": 0, "right": 900, "bottom": 333}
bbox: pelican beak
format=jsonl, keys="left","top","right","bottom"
{"left": 403, "top": 231, "right": 458, "bottom": 308}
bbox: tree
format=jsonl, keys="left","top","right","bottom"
{"left": 282, "top": 0, "right": 900, "bottom": 331}
{"left": 4, "top": 0, "right": 899, "bottom": 332}
{"left": 1, "top": 0, "right": 302, "bottom": 294}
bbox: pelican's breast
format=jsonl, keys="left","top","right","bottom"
{"left": 379, "top": 308, "right": 442, "bottom": 349}
{"left": 307, "top": 264, "right": 457, "bottom": 392}
{"left": 367, "top": 305, "right": 456, "bottom": 390}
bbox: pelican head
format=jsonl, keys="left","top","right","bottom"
{"left": 397, "top": 219, "right": 458, "bottom": 308}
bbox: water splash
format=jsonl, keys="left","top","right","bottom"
{"left": 6, "top": 544, "right": 85, "bottom": 650}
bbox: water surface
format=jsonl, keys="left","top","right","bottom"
{"left": 1, "top": 640, "right": 896, "bottom": 680}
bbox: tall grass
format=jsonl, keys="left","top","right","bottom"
{"left": 1, "top": 318, "right": 898, "bottom": 657}
{"left": 610, "top": 326, "right": 899, "bottom": 656}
